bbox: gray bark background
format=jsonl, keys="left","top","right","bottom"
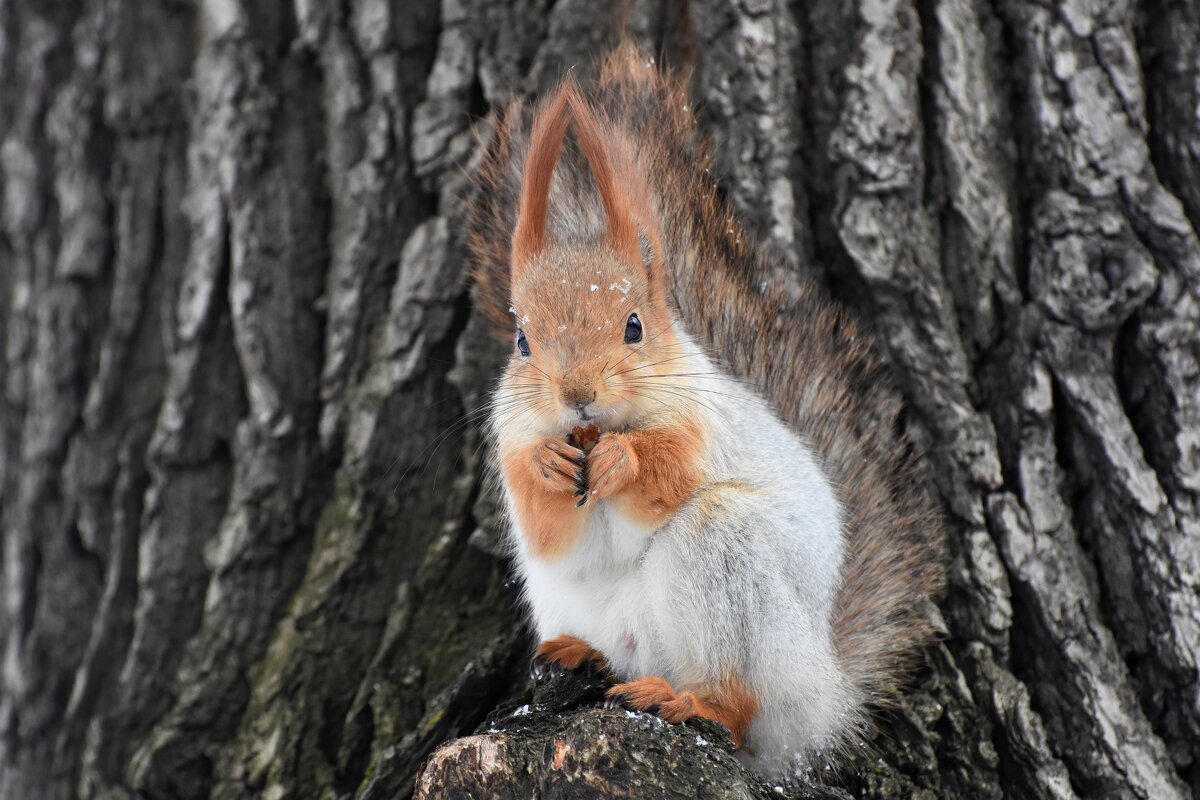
{"left": 0, "top": 0, "right": 1197, "bottom": 798}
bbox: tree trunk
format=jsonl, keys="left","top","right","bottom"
{"left": 1, "top": 0, "right": 1197, "bottom": 798}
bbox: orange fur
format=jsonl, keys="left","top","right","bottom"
{"left": 502, "top": 441, "right": 589, "bottom": 558}
{"left": 607, "top": 421, "right": 704, "bottom": 525}
{"left": 535, "top": 635, "right": 608, "bottom": 671}
{"left": 499, "top": 271, "right": 682, "bottom": 441}
{"left": 511, "top": 86, "right": 572, "bottom": 274}
{"left": 607, "top": 674, "right": 760, "bottom": 747}
{"left": 583, "top": 432, "right": 639, "bottom": 498}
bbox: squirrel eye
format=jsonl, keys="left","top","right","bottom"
{"left": 516, "top": 329, "right": 530, "bottom": 357}
{"left": 624, "top": 313, "right": 642, "bottom": 344}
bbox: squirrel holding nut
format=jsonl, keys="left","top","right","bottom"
{"left": 467, "top": 44, "right": 944, "bottom": 779}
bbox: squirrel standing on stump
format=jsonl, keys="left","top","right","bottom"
{"left": 467, "top": 44, "right": 944, "bottom": 779}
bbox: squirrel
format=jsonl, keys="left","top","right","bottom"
{"left": 467, "top": 43, "right": 944, "bottom": 779}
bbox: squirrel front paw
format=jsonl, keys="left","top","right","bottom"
{"left": 531, "top": 438, "right": 587, "bottom": 497}
{"left": 530, "top": 635, "right": 608, "bottom": 680}
{"left": 587, "top": 433, "right": 639, "bottom": 498}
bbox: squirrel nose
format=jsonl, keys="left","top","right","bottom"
{"left": 564, "top": 393, "right": 596, "bottom": 411}
{"left": 560, "top": 380, "right": 596, "bottom": 410}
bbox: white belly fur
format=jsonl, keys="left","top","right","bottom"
{"left": 517, "top": 501, "right": 661, "bottom": 679}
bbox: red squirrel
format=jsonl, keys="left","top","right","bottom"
{"left": 467, "top": 44, "right": 944, "bottom": 778}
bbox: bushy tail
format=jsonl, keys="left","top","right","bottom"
{"left": 467, "top": 43, "right": 945, "bottom": 709}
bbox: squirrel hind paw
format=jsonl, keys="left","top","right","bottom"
{"left": 605, "top": 675, "right": 757, "bottom": 748}
{"left": 604, "top": 676, "right": 677, "bottom": 713}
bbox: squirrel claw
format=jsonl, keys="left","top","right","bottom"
{"left": 603, "top": 694, "right": 628, "bottom": 710}
{"left": 604, "top": 694, "right": 657, "bottom": 714}
{"left": 576, "top": 495, "right": 588, "bottom": 507}
{"left": 529, "top": 653, "right": 561, "bottom": 681}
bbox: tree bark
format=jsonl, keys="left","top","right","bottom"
{"left": 0, "top": 0, "right": 1197, "bottom": 798}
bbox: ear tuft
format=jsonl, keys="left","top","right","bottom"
{"left": 511, "top": 84, "right": 573, "bottom": 277}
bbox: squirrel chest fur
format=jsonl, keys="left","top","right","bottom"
{"left": 468, "top": 45, "right": 944, "bottom": 779}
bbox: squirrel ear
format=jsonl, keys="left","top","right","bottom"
{"left": 511, "top": 85, "right": 573, "bottom": 280}
{"left": 515, "top": 82, "right": 664, "bottom": 292}
{"left": 566, "top": 90, "right": 642, "bottom": 268}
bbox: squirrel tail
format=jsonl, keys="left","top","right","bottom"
{"left": 467, "top": 44, "right": 945, "bottom": 710}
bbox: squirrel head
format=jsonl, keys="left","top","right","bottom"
{"left": 501, "top": 81, "right": 682, "bottom": 432}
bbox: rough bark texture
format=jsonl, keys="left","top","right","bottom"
{"left": 0, "top": 1, "right": 1197, "bottom": 799}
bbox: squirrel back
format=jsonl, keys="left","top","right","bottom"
{"left": 469, "top": 44, "right": 944, "bottom": 714}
